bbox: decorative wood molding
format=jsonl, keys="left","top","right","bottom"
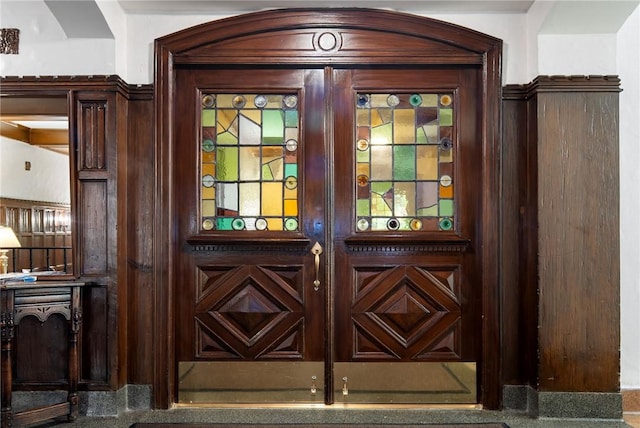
{"left": 14, "top": 287, "right": 72, "bottom": 324}
{"left": 0, "top": 75, "right": 153, "bottom": 100}
{"left": 346, "top": 242, "right": 469, "bottom": 254}
{"left": 504, "top": 75, "right": 622, "bottom": 100}
{"left": 344, "top": 235, "right": 470, "bottom": 254}
{"left": 191, "top": 244, "right": 306, "bottom": 253}
{"left": 0, "top": 28, "right": 19, "bottom": 54}
{"left": 0, "top": 311, "right": 15, "bottom": 341}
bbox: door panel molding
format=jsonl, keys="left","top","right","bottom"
{"left": 155, "top": 8, "right": 502, "bottom": 409}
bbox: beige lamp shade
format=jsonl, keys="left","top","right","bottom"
{"left": 0, "top": 226, "right": 21, "bottom": 248}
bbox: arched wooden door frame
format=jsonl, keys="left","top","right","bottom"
{"left": 153, "top": 8, "right": 502, "bottom": 409}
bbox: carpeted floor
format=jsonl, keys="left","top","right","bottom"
{"left": 130, "top": 425, "right": 508, "bottom": 428}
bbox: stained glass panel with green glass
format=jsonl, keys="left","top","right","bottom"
{"left": 200, "top": 93, "right": 300, "bottom": 231}
{"left": 355, "top": 92, "right": 455, "bottom": 232}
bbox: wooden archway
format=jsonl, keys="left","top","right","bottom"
{"left": 154, "top": 8, "right": 502, "bottom": 409}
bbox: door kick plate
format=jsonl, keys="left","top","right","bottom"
{"left": 333, "top": 362, "right": 477, "bottom": 404}
{"left": 178, "top": 361, "right": 324, "bottom": 404}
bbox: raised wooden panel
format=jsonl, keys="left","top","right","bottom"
{"left": 78, "top": 181, "right": 108, "bottom": 275}
{"left": 194, "top": 265, "right": 305, "bottom": 360}
{"left": 14, "top": 314, "right": 68, "bottom": 385}
{"left": 350, "top": 266, "right": 461, "bottom": 360}
{"left": 81, "top": 285, "right": 109, "bottom": 384}
{"left": 78, "top": 101, "right": 107, "bottom": 170}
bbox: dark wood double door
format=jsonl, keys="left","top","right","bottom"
{"left": 173, "top": 65, "right": 482, "bottom": 405}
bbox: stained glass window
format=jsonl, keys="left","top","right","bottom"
{"left": 200, "top": 93, "right": 300, "bottom": 231}
{"left": 355, "top": 93, "right": 455, "bottom": 232}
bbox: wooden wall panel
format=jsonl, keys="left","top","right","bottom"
{"left": 81, "top": 285, "right": 109, "bottom": 383}
{"left": 77, "top": 181, "right": 108, "bottom": 276}
{"left": 501, "top": 88, "right": 537, "bottom": 387}
{"left": 125, "top": 91, "right": 155, "bottom": 385}
{"left": 503, "top": 76, "right": 621, "bottom": 394}
{"left": 536, "top": 88, "right": 620, "bottom": 392}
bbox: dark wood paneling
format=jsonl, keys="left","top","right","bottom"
{"left": 78, "top": 101, "right": 107, "bottom": 170}
{"left": 80, "top": 285, "right": 109, "bottom": 384}
{"left": 14, "top": 314, "right": 68, "bottom": 385}
{"left": 0, "top": 77, "right": 154, "bottom": 394}
{"left": 500, "top": 88, "right": 538, "bottom": 387}
{"left": 0, "top": 198, "right": 72, "bottom": 272}
{"left": 503, "top": 76, "right": 621, "bottom": 394}
{"left": 125, "top": 93, "right": 155, "bottom": 385}
{"left": 536, "top": 86, "right": 620, "bottom": 392}
{"left": 78, "top": 181, "right": 108, "bottom": 275}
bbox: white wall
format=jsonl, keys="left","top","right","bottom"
{"left": 0, "top": 0, "right": 639, "bottom": 389}
{"left": 538, "top": 33, "right": 618, "bottom": 75}
{"left": 0, "top": 1, "right": 115, "bottom": 77}
{"left": 618, "top": 4, "right": 640, "bottom": 390}
{"left": 0, "top": 137, "right": 71, "bottom": 204}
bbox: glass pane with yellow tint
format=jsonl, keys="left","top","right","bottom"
{"left": 262, "top": 182, "right": 283, "bottom": 216}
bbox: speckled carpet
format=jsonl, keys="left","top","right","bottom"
{"left": 130, "top": 424, "right": 509, "bottom": 427}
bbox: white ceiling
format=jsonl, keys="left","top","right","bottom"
{"left": 41, "top": 0, "right": 639, "bottom": 39}
{"left": 116, "top": 0, "right": 536, "bottom": 14}
{"left": 42, "top": 0, "right": 538, "bottom": 39}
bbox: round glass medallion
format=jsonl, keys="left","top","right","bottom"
{"left": 202, "top": 139, "right": 215, "bottom": 152}
{"left": 357, "top": 94, "right": 369, "bottom": 108}
{"left": 284, "top": 95, "right": 298, "bottom": 109}
{"left": 387, "top": 94, "right": 400, "bottom": 107}
{"left": 357, "top": 218, "right": 370, "bottom": 231}
{"left": 231, "top": 218, "right": 245, "bottom": 230}
{"left": 255, "top": 218, "right": 268, "bottom": 231}
{"left": 202, "top": 174, "right": 215, "bottom": 188}
{"left": 410, "top": 218, "right": 423, "bottom": 231}
{"left": 387, "top": 218, "right": 400, "bottom": 231}
{"left": 284, "top": 218, "right": 298, "bottom": 231}
{"left": 285, "top": 139, "right": 298, "bottom": 152}
{"left": 357, "top": 174, "right": 369, "bottom": 187}
{"left": 410, "top": 94, "right": 423, "bottom": 107}
{"left": 285, "top": 176, "right": 298, "bottom": 190}
{"left": 202, "top": 219, "right": 214, "bottom": 230}
{"left": 440, "top": 175, "right": 452, "bottom": 187}
{"left": 439, "top": 218, "right": 453, "bottom": 231}
{"left": 254, "top": 95, "right": 268, "bottom": 108}
{"left": 202, "top": 94, "right": 215, "bottom": 108}
{"left": 439, "top": 137, "right": 453, "bottom": 151}
{"left": 232, "top": 95, "right": 246, "bottom": 108}
{"left": 440, "top": 94, "right": 453, "bottom": 106}
{"left": 357, "top": 139, "right": 369, "bottom": 151}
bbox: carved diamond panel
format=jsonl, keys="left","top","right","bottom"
{"left": 352, "top": 266, "right": 461, "bottom": 360}
{"left": 194, "top": 265, "right": 304, "bottom": 360}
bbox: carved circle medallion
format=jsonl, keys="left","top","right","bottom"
{"left": 315, "top": 31, "right": 341, "bottom": 52}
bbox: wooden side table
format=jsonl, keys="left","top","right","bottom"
{"left": 1, "top": 281, "right": 83, "bottom": 428}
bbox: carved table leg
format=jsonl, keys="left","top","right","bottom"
{"left": 67, "top": 287, "right": 82, "bottom": 421}
{"left": 1, "top": 292, "right": 15, "bottom": 428}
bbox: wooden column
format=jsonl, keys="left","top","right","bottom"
{"left": 502, "top": 75, "right": 621, "bottom": 417}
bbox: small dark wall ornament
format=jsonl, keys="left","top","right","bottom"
{"left": 0, "top": 28, "right": 20, "bottom": 54}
